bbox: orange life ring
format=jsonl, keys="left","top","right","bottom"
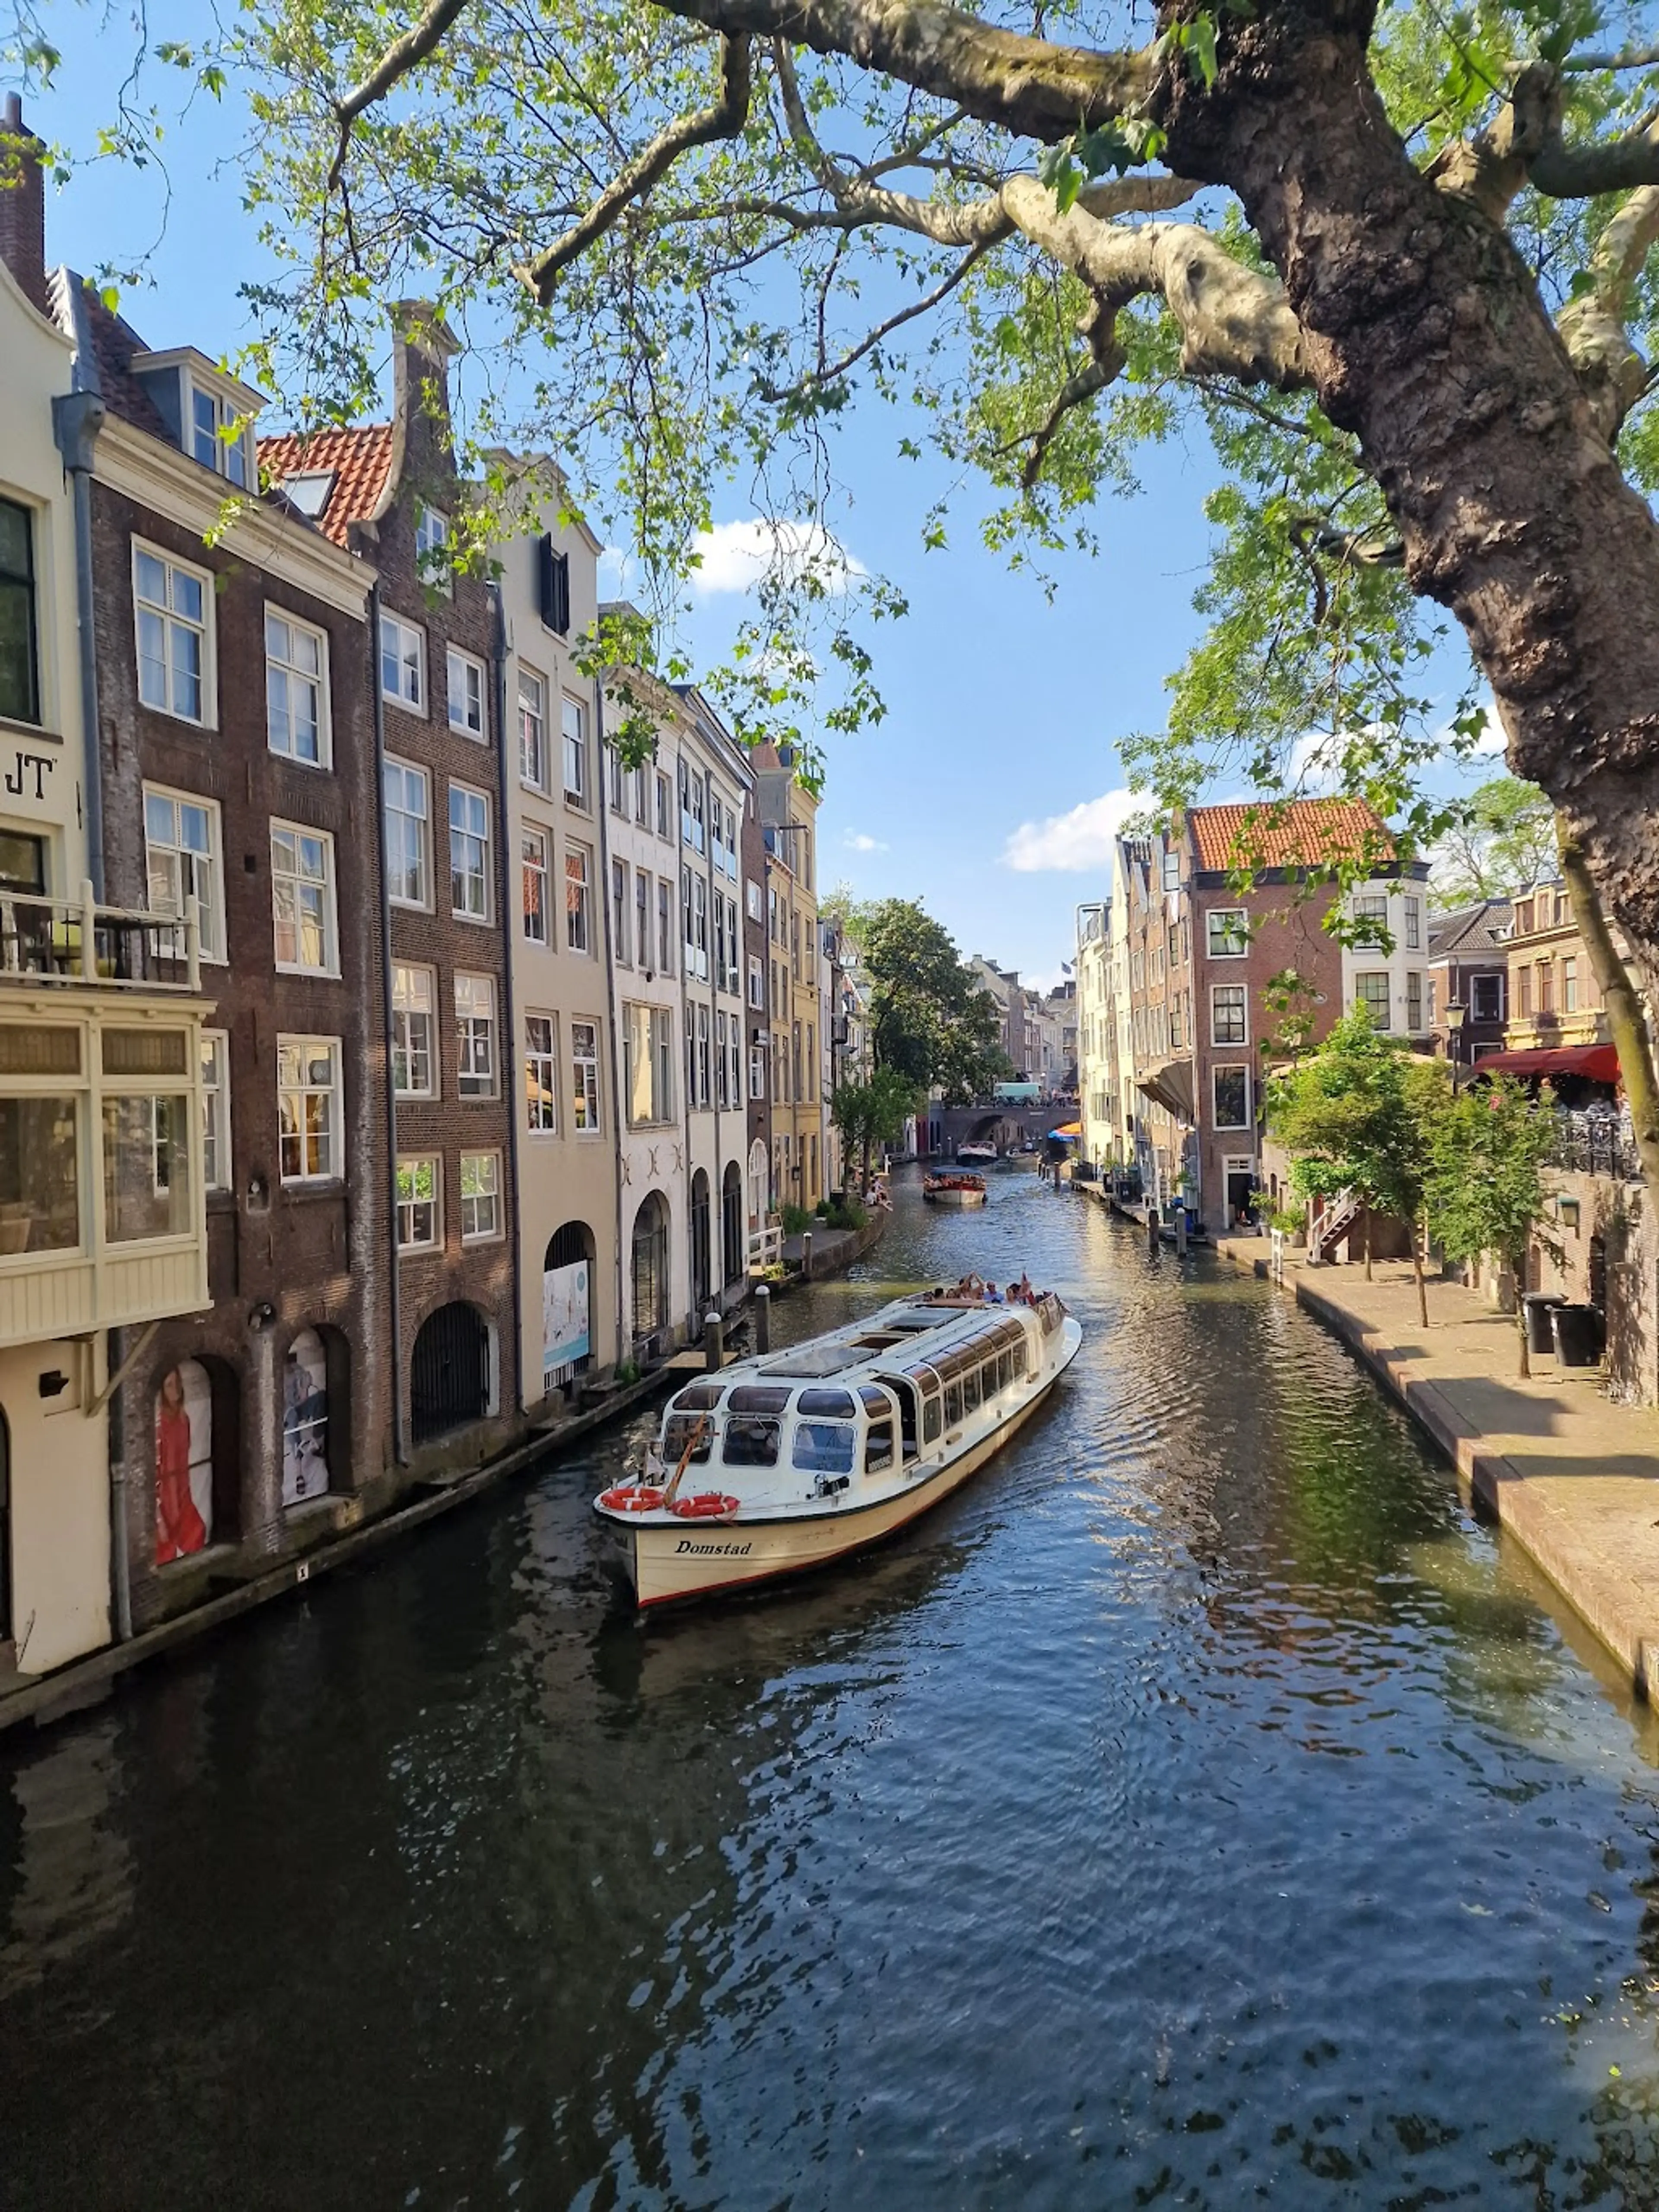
{"left": 597, "top": 1485, "right": 666, "bottom": 1513}
{"left": 669, "top": 1492, "right": 741, "bottom": 1521}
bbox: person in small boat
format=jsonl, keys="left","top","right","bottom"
{"left": 985, "top": 1283, "right": 1005, "bottom": 1303}
{"left": 1018, "top": 1272, "right": 1033, "bottom": 1302}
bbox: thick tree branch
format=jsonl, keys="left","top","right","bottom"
{"left": 1562, "top": 44, "right": 1659, "bottom": 74}
{"left": 1018, "top": 295, "right": 1121, "bottom": 488}
{"left": 1529, "top": 105, "right": 1659, "bottom": 196}
{"left": 659, "top": 0, "right": 1149, "bottom": 142}
{"left": 1557, "top": 182, "right": 1659, "bottom": 440}
{"left": 328, "top": 0, "right": 470, "bottom": 188}
{"left": 514, "top": 34, "right": 754, "bottom": 303}
{"left": 1426, "top": 63, "right": 1558, "bottom": 221}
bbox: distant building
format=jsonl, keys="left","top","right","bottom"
{"left": 1426, "top": 899, "right": 1511, "bottom": 1068}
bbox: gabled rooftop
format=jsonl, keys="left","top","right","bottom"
{"left": 1185, "top": 798, "right": 1394, "bottom": 874}
{"left": 258, "top": 424, "right": 396, "bottom": 547}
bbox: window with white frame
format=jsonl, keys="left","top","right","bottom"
{"left": 566, "top": 844, "right": 592, "bottom": 953}
{"left": 747, "top": 878, "right": 763, "bottom": 923}
{"left": 612, "top": 857, "right": 629, "bottom": 964}
{"left": 521, "top": 826, "right": 550, "bottom": 945}
{"left": 657, "top": 880, "right": 674, "bottom": 976}
{"left": 391, "top": 964, "right": 436, "bottom": 1097}
{"left": 634, "top": 765, "right": 650, "bottom": 823}
{"left": 450, "top": 783, "right": 491, "bottom": 920}
{"left": 447, "top": 647, "right": 486, "bottom": 739}
{"left": 201, "top": 1030, "right": 230, "bottom": 1190}
{"left": 379, "top": 610, "right": 425, "bottom": 711}
{"left": 276, "top": 1036, "right": 342, "bottom": 1183}
{"left": 455, "top": 973, "right": 497, "bottom": 1097}
{"left": 562, "top": 695, "right": 588, "bottom": 807}
{"left": 748, "top": 954, "right": 764, "bottom": 1009}
{"left": 396, "top": 1155, "right": 441, "bottom": 1250}
{"left": 609, "top": 745, "right": 627, "bottom": 814}
{"left": 571, "top": 1019, "right": 601, "bottom": 1132}
{"left": 191, "top": 382, "right": 252, "bottom": 486}
{"left": 143, "top": 785, "right": 225, "bottom": 961}
{"left": 1212, "top": 1065, "right": 1251, "bottom": 1130}
{"left": 265, "top": 610, "right": 329, "bottom": 766}
{"left": 1405, "top": 895, "right": 1422, "bottom": 952}
{"left": 1407, "top": 970, "right": 1424, "bottom": 1031}
{"left": 1472, "top": 973, "right": 1504, "bottom": 1022}
{"left": 1211, "top": 983, "right": 1247, "bottom": 1046}
{"left": 750, "top": 1043, "right": 766, "bottom": 1100}
{"left": 525, "top": 1015, "right": 557, "bottom": 1132}
{"left": 383, "top": 758, "right": 429, "bottom": 908}
{"left": 1206, "top": 909, "right": 1249, "bottom": 959}
{"left": 1353, "top": 892, "right": 1390, "bottom": 949}
{"left": 414, "top": 504, "right": 451, "bottom": 595}
{"left": 519, "top": 667, "right": 548, "bottom": 789}
{"left": 655, "top": 772, "right": 672, "bottom": 840}
{"left": 461, "top": 1151, "right": 501, "bottom": 1241}
{"left": 134, "top": 544, "right": 208, "bottom": 723}
{"left": 1355, "top": 971, "right": 1392, "bottom": 1028}
{"left": 636, "top": 872, "right": 650, "bottom": 974}
{"left": 270, "top": 822, "right": 338, "bottom": 974}
{"left": 623, "top": 1003, "right": 674, "bottom": 1125}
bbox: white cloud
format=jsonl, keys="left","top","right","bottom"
{"left": 1002, "top": 787, "right": 1140, "bottom": 873}
{"left": 690, "top": 517, "right": 867, "bottom": 597}
{"left": 597, "top": 545, "right": 636, "bottom": 596}
{"left": 844, "top": 831, "right": 888, "bottom": 853}
{"left": 1288, "top": 729, "right": 1344, "bottom": 796}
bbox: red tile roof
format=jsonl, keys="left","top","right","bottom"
{"left": 1185, "top": 798, "right": 1394, "bottom": 874}
{"left": 258, "top": 425, "right": 395, "bottom": 546}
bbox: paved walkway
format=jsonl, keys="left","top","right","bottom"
{"left": 1214, "top": 1236, "right": 1659, "bottom": 1700}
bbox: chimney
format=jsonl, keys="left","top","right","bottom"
{"left": 0, "top": 93, "right": 48, "bottom": 320}
{"left": 389, "top": 297, "right": 459, "bottom": 456}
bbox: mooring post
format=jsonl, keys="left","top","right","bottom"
{"left": 801, "top": 1231, "right": 814, "bottom": 1281}
{"left": 703, "top": 1310, "right": 723, "bottom": 1373}
{"left": 1175, "top": 1208, "right": 1188, "bottom": 1258}
{"left": 1147, "top": 1208, "right": 1161, "bottom": 1259}
{"left": 755, "top": 1283, "right": 771, "bottom": 1352}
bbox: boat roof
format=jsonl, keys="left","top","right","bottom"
{"left": 674, "top": 1295, "right": 1042, "bottom": 1399}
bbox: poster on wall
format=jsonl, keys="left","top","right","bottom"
{"left": 154, "top": 1362, "right": 212, "bottom": 1563}
{"left": 282, "top": 1328, "right": 330, "bottom": 1506}
{"left": 543, "top": 1261, "right": 590, "bottom": 1386}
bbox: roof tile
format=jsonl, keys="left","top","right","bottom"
{"left": 1185, "top": 798, "right": 1394, "bottom": 874}
{"left": 258, "top": 425, "right": 395, "bottom": 546}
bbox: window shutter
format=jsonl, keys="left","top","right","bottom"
{"left": 537, "top": 536, "right": 571, "bottom": 633}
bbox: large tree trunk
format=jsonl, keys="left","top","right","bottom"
{"left": 1160, "top": 4, "right": 1659, "bottom": 1018}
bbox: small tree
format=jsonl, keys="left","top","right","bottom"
{"left": 831, "top": 1067, "right": 919, "bottom": 1192}
{"left": 1426, "top": 1079, "right": 1561, "bottom": 1378}
{"left": 1268, "top": 1009, "right": 1450, "bottom": 1325}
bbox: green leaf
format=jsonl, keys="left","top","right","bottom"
{"left": 1188, "top": 13, "right": 1219, "bottom": 91}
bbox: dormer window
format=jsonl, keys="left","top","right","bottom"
{"left": 191, "top": 383, "right": 251, "bottom": 487}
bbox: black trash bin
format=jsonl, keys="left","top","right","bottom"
{"left": 1550, "top": 1303, "right": 1605, "bottom": 1368}
{"left": 1522, "top": 1292, "right": 1566, "bottom": 1356}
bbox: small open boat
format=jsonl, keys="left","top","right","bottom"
{"left": 594, "top": 1287, "right": 1083, "bottom": 1607}
{"left": 923, "top": 1171, "right": 987, "bottom": 1207}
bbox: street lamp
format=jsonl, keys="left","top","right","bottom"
{"left": 1445, "top": 1001, "right": 1467, "bottom": 1094}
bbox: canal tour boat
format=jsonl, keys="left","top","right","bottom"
{"left": 922, "top": 1171, "right": 987, "bottom": 1207}
{"left": 594, "top": 1287, "right": 1083, "bottom": 1607}
{"left": 956, "top": 1141, "right": 998, "bottom": 1165}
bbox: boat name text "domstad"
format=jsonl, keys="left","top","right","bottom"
{"left": 674, "top": 1538, "right": 755, "bottom": 1556}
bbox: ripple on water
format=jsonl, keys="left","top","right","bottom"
{"left": 3, "top": 1176, "right": 1659, "bottom": 2209}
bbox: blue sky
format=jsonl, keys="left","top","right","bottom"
{"left": 19, "top": 26, "right": 1480, "bottom": 991}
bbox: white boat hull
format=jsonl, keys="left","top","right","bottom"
{"left": 923, "top": 1187, "right": 986, "bottom": 1207}
{"left": 609, "top": 1317, "right": 1081, "bottom": 1607}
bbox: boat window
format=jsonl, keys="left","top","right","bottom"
{"left": 726, "top": 1385, "right": 792, "bottom": 1414}
{"left": 723, "top": 1416, "right": 781, "bottom": 1467}
{"left": 672, "top": 1382, "right": 725, "bottom": 1413}
{"left": 662, "top": 1413, "right": 715, "bottom": 1465}
{"left": 943, "top": 1382, "right": 962, "bottom": 1428}
{"left": 1011, "top": 1338, "right": 1028, "bottom": 1378}
{"left": 793, "top": 1421, "right": 856, "bottom": 1474}
{"left": 996, "top": 1350, "right": 1012, "bottom": 1391}
{"left": 962, "top": 1368, "right": 981, "bottom": 1414}
{"left": 796, "top": 1388, "right": 857, "bottom": 1418}
{"left": 880, "top": 1375, "right": 920, "bottom": 1459}
{"left": 864, "top": 1416, "right": 894, "bottom": 1473}
{"left": 922, "top": 1394, "right": 942, "bottom": 1445}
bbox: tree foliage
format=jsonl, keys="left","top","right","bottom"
{"left": 1424, "top": 1077, "right": 1562, "bottom": 1375}
{"left": 831, "top": 1066, "right": 919, "bottom": 1186}
{"left": 1430, "top": 777, "right": 1559, "bottom": 908}
{"left": 847, "top": 898, "right": 1007, "bottom": 1102}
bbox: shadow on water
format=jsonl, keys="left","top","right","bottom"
{"left": 4, "top": 1168, "right": 1659, "bottom": 2207}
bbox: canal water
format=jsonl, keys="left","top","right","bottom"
{"left": 6, "top": 1171, "right": 1659, "bottom": 2209}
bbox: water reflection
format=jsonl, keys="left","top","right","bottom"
{"left": 2, "top": 1168, "right": 1659, "bottom": 2206}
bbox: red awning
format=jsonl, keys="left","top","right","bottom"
{"left": 1472, "top": 1043, "right": 1621, "bottom": 1083}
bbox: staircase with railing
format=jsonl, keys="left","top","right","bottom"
{"left": 1308, "top": 1187, "right": 1360, "bottom": 1264}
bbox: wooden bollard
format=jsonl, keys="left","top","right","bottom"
{"left": 755, "top": 1283, "right": 771, "bottom": 1352}
{"left": 1175, "top": 1209, "right": 1188, "bottom": 1257}
{"left": 1147, "top": 1208, "right": 1161, "bottom": 1258}
{"left": 703, "top": 1310, "right": 723, "bottom": 1372}
{"left": 801, "top": 1230, "right": 814, "bottom": 1281}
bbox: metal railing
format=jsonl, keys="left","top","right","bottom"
{"left": 0, "top": 883, "right": 201, "bottom": 993}
{"left": 1548, "top": 1106, "right": 1640, "bottom": 1182}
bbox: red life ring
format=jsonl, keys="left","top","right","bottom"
{"left": 669, "top": 1492, "right": 741, "bottom": 1521}
{"left": 597, "top": 1485, "right": 666, "bottom": 1514}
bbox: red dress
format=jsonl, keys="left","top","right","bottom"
{"left": 155, "top": 1399, "right": 207, "bottom": 1562}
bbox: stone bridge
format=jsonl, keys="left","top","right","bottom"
{"left": 925, "top": 1101, "right": 1071, "bottom": 1159}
